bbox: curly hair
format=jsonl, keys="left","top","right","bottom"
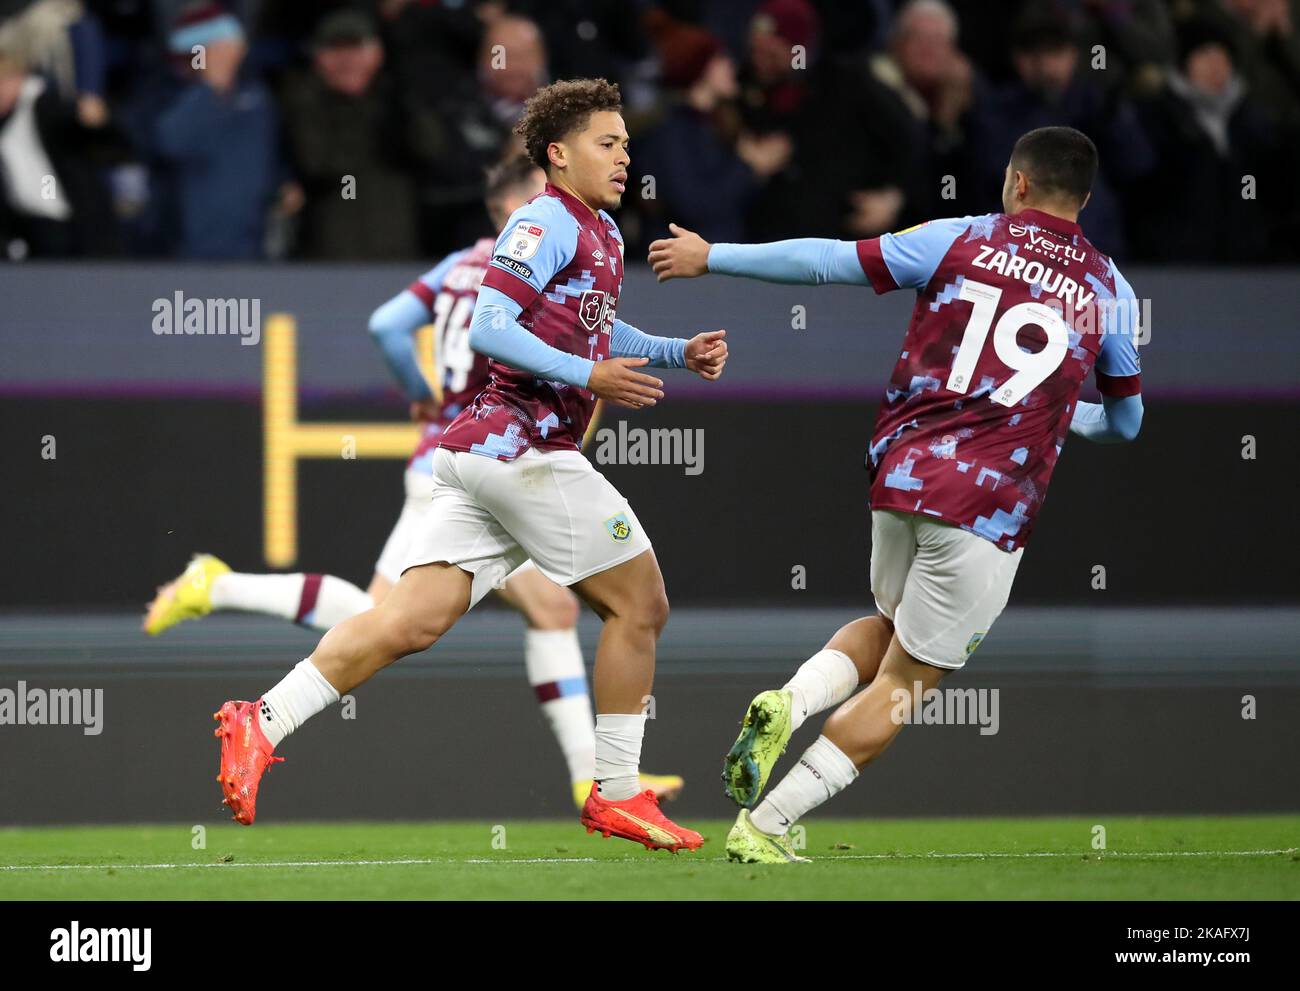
{"left": 515, "top": 78, "right": 623, "bottom": 171}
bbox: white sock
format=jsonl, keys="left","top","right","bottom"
{"left": 750, "top": 735, "right": 859, "bottom": 836}
{"left": 211, "top": 573, "right": 373, "bottom": 631}
{"left": 783, "top": 648, "right": 860, "bottom": 732}
{"left": 593, "top": 713, "right": 646, "bottom": 801}
{"left": 524, "top": 628, "right": 595, "bottom": 784}
{"left": 258, "top": 658, "right": 341, "bottom": 748}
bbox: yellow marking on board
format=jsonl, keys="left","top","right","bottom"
{"left": 414, "top": 324, "right": 441, "bottom": 405}
{"left": 263, "top": 313, "right": 606, "bottom": 567}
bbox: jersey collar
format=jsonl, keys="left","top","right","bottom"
{"left": 1010, "top": 208, "right": 1082, "bottom": 238}
{"left": 545, "top": 181, "right": 601, "bottom": 224}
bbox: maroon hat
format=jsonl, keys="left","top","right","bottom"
{"left": 752, "top": 0, "right": 820, "bottom": 53}
{"left": 661, "top": 26, "right": 724, "bottom": 89}
{"left": 644, "top": 10, "right": 726, "bottom": 90}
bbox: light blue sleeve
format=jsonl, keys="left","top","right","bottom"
{"left": 1095, "top": 261, "right": 1143, "bottom": 378}
{"left": 611, "top": 318, "right": 686, "bottom": 368}
{"left": 1070, "top": 395, "right": 1144, "bottom": 443}
{"left": 707, "top": 239, "right": 867, "bottom": 285}
{"left": 468, "top": 286, "right": 594, "bottom": 388}
{"left": 409, "top": 250, "right": 460, "bottom": 299}
{"left": 485, "top": 197, "right": 578, "bottom": 297}
{"left": 875, "top": 216, "right": 983, "bottom": 290}
{"left": 367, "top": 252, "right": 464, "bottom": 402}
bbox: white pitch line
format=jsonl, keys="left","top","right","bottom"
{"left": 828, "top": 848, "right": 1298, "bottom": 861}
{"left": 1, "top": 848, "right": 1294, "bottom": 872}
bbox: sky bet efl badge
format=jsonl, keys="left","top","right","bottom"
{"left": 605, "top": 512, "right": 632, "bottom": 542}
{"left": 508, "top": 221, "right": 544, "bottom": 261}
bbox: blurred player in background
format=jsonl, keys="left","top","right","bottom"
{"left": 650, "top": 126, "right": 1144, "bottom": 862}
{"left": 146, "top": 156, "right": 683, "bottom": 809}
{"left": 212, "top": 79, "right": 728, "bottom": 851}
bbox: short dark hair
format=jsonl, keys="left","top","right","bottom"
{"left": 1009, "top": 126, "right": 1097, "bottom": 206}
{"left": 515, "top": 78, "right": 623, "bottom": 170}
{"left": 485, "top": 154, "right": 540, "bottom": 202}
{"left": 1010, "top": 8, "right": 1075, "bottom": 54}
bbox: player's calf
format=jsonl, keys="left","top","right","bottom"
{"left": 822, "top": 639, "right": 947, "bottom": 767}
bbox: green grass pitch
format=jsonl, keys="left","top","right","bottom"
{"left": 2, "top": 816, "right": 1297, "bottom": 900}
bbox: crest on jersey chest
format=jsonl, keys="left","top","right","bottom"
{"left": 578, "top": 289, "right": 612, "bottom": 333}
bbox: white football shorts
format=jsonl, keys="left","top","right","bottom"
{"left": 870, "top": 509, "right": 1024, "bottom": 670}
{"left": 373, "top": 468, "right": 436, "bottom": 585}
{"left": 401, "top": 447, "right": 651, "bottom": 607}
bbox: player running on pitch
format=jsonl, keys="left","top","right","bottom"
{"left": 147, "top": 156, "right": 682, "bottom": 810}
{"left": 213, "top": 79, "right": 727, "bottom": 852}
{"left": 649, "top": 126, "right": 1143, "bottom": 863}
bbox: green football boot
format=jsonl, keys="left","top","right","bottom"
{"left": 725, "top": 809, "right": 810, "bottom": 864}
{"left": 722, "top": 688, "right": 794, "bottom": 807}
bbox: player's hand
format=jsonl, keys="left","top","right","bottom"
{"left": 409, "top": 398, "right": 440, "bottom": 423}
{"left": 648, "top": 223, "right": 711, "bottom": 282}
{"left": 587, "top": 356, "right": 665, "bottom": 409}
{"left": 684, "top": 329, "right": 727, "bottom": 381}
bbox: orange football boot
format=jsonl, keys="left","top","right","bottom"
{"left": 213, "top": 699, "right": 284, "bottom": 825}
{"left": 580, "top": 783, "right": 704, "bottom": 853}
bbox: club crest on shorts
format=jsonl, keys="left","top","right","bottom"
{"left": 965, "top": 632, "right": 987, "bottom": 656}
{"left": 604, "top": 512, "right": 632, "bottom": 542}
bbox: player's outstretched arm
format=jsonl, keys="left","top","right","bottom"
{"left": 470, "top": 289, "right": 665, "bottom": 409}
{"left": 610, "top": 319, "right": 728, "bottom": 381}
{"left": 648, "top": 223, "right": 868, "bottom": 287}
{"left": 1070, "top": 395, "right": 1143, "bottom": 443}
{"left": 682, "top": 329, "right": 727, "bottom": 381}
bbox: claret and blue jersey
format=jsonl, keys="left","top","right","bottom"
{"left": 367, "top": 238, "right": 497, "bottom": 475}
{"left": 710, "top": 209, "right": 1143, "bottom": 551}
{"left": 370, "top": 181, "right": 689, "bottom": 473}
{"left": 440, "top": 181, "right": 685, "bottom": 461}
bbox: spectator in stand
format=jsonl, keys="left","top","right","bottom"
{"left": 281, "top": 10, "right": 439, "bottom": 260}
{"left": 150, "top": 3, "right": 284, "bottom": 258}
{"left": 1069, "top": 0, "right": 1177, "bottom": 91}
{"left": 1133, "top": 15, "right": 1288, "bottom": 261}
{"left": 634, "top": 13, "right": 788, "bottom": 245}
{"left": 865, "top": 0, "right": 981, "bottom": 223}
{"left": 0, "top": 0, "right": 105, "bottom": 111}
{"left": 738, "top": 0, "right": 918, "bottom": 240}
{"left": 970, "top": 4, "right": 1155, "bottom": 259}
{"left": 477, "top": 13, "right": 548, "bottom": 127}
{"left": 0, "top": 43, "right": 122, "bottom": 256}
{"left": 511, "top": 0, "right": 650, "bottom": 100}
{"left": 1215, "top": 0, "right": 1300, "bottom": 128}
{"left": 388, "top": 11, "right": 550, "bottom": 254}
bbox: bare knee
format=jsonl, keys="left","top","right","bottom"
{"left": 524, "top": 586, "right": 581, "bottom": 631}
{"left": 382, "top": 606, "right": 456, "bottom": 656}
{"left": 642, "top": 588, "right": 670, "bottom": 637}
{"left": 603, "top": 586, "right": 669, "bottom": 638}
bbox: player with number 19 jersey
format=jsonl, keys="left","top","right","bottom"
{"left": 857, "top": 208, "right": 1141, "bottom": 551}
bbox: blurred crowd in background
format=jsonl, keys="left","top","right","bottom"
{"left": 1, "top": 0, "right": 1298, "bottom": 264}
